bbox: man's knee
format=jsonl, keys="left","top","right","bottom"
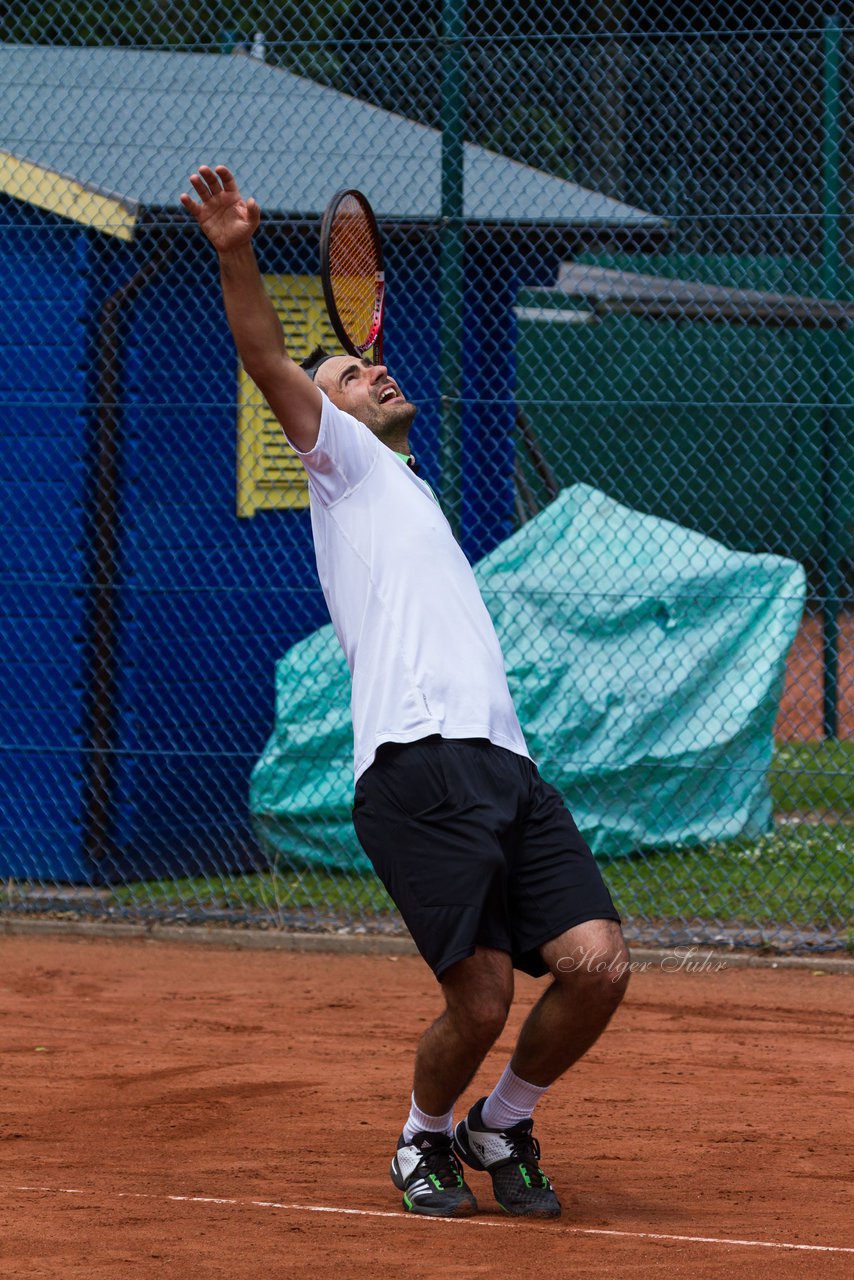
{"left": 441, "top": 947, "right": 514, "bottom": 1048}
{"left": 541, "top": 920, "right": 631, "bottom": 1009}
{"left": 456, "top": 994, "right": 511, "bottom": 1048}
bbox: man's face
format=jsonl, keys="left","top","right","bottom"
{"left": 314, "top": 356, "right": 417, "bottom": 444}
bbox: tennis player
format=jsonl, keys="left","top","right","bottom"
{"left": 182, "top": 165, "right": 629, "bottom": 1221}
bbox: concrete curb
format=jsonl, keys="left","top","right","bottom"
{"left": 2, "top": 916, "right": 853, "bottom": 972}
{"left": 0, "top": 916, "right": 418, "bottom": 957}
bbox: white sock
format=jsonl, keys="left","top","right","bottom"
{"left": 481, "top": 1063, "right": 550, "bottom": 1130}
{"left": 402, "top": 1091, "right": 454, "bottom": 1143}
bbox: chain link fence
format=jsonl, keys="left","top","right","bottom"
{"left": 1, "top": 3, "right": 851, "bottom": 951}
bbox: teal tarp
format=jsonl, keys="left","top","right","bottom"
{"left": 249, "top": 485, "right": 806, "bottom": 868}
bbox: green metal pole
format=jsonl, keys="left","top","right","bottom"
{"left": 820, "top": 15, "right": 842, "bottom": 740}
{"left": 439, "top": 0, "right": 465, "bottom": 537}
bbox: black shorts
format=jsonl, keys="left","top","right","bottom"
{"left": 352, "top": 736, "right": 620, "bottom": 980}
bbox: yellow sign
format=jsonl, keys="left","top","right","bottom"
{"left": 236, "top": 275, "right": 341, "bottom": 516}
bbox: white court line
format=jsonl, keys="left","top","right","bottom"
{"left": 9, "top": 1184, "right": 854, "bottom": 1255}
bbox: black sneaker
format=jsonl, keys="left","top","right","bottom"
{"left": 454, "top": 1097, "right": 561, "bottom": 1218}
{"left": 390, "top": 1130, "right": 478, "bottom": 1217}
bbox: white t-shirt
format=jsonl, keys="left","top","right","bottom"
{"left": 290, "top": 392, "right": 529, "bottom": 780}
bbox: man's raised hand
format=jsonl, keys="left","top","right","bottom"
{"left": 180, "top": 165, "right": 261, "bottom": 253}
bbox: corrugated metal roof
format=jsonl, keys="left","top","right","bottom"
{"left": 554, "top": 262, "right": 854, "bottom": 328}
{"left": 0, "top": 44, "right": 664, "bottom": 231}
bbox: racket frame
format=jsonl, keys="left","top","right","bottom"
{"left": 319, "top": 188, "right": 385, "bottom": 364}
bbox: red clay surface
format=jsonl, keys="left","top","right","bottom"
{"left": 776, "top": 613, "right": 853, "bottom": 741}
{"left": 1, "top": 936, "right": 851, "bottom": 1279}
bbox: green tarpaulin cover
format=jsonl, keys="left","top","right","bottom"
{"left": 250, "top": 485, "right": 805, "bottom": 868}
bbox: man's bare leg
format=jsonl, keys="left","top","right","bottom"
{"left": 451, "top": 920, "right": 629, "bottom": 1219}
{"left": 411, "top": 946, "right": 514, "bottom": 1116}
{"left": 509, "top": 919, "right": 629, "bottom": 1085}
{"left": 390, "top": 948, "right": 513, "bottom": 1218}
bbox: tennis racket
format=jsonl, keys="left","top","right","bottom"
{"left": 319, "top": 189, "right": 385, "bottom": 364}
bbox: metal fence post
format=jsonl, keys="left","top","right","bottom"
{"left": 820, "top": 14, "right": 843, "bottom": 740}
{"left": 439, "top": 0, "right": 465, "bottom": 538}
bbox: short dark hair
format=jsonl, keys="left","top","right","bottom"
{"left": 300, "top": 345, "right": 336, "bottom": 381}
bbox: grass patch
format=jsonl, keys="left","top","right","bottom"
{"left": 98, "top": 825, "right": 853, "bottom": 933}
{"left": 769, "top": 741, "right": 854, "bottom": 813}
{"left": 106, "top": 866, "right": 396, "bottom": 921}
{"left": 8, "top": 744, "right": 853, "bottom": 938}
{"left": 603, "top": 824, "right": 854, "bottom": 928}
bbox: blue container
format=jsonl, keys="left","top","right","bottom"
{"left": 0, "top": 218, "right": 90, "bottom": 879}
{"left": 0, "top": 210, "right": 522, "bottom": 882}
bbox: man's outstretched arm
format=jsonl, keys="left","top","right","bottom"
{"left": 180, "top": 164, "right": 321, "bottom": 452}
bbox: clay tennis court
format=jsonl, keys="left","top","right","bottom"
{"left": 775, "top": 613, "right": 853, "bottom": 741}
{"left": 1, "top": 933, "right": 851, "bottom": 1279}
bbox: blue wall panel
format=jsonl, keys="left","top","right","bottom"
{"left": 0, "top": 223, "right": 90, "bottom": 880}
{"left": 102, "top": 244, "right": 325, "bottom": 877}
{"left": 0, "top": 210, "right": 528, "bottom": 883}
{"left": 96, "top": 230, "right": 523, "bottom": 879}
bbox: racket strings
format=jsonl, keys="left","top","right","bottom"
{"left": 328, "top": 198, "right": 382, "bottom": 351}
